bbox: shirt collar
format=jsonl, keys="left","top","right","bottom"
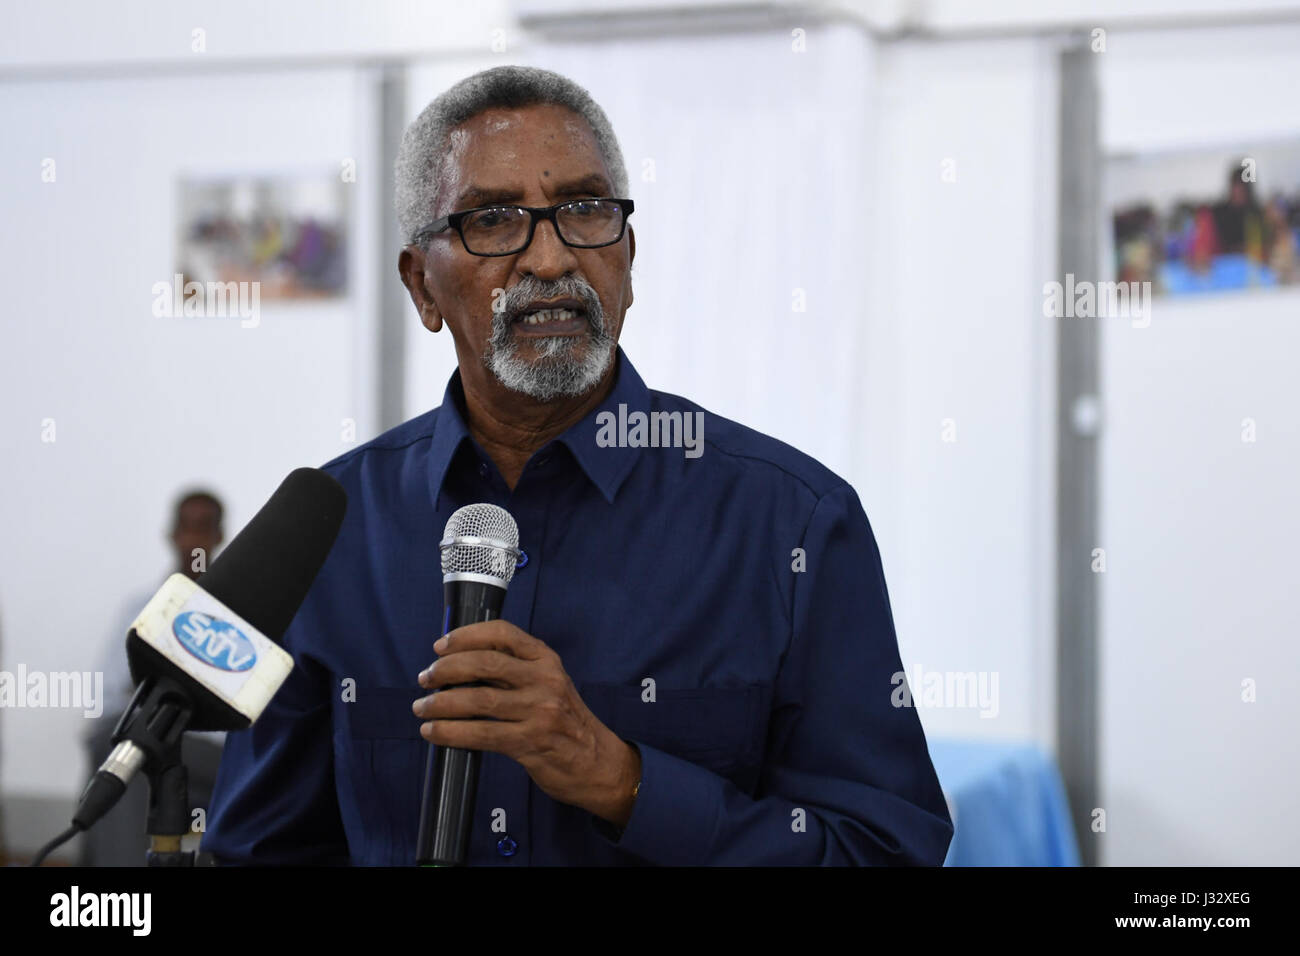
{"left": 428, "top": 346, "right": 649, "bottom": 509}
{"left": 426, "top": 371, "right": 474, "bottom": 512}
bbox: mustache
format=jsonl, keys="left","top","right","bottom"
{"left": 495, "top": 277, "right": 604, "bottom": 327}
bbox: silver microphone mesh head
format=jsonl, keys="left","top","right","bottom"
{"left": 440, "top": 503, "right": 521, "bottom": 586}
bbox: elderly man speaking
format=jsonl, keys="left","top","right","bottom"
{"left": 204, "top": 65, "right": 952, "bottom": 866}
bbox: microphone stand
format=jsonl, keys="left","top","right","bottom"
{"left": 110, "top": 677, "right": 196, "bottom": 866}
{"left": 145, "top": 746, "right": 194, "bottom": 867}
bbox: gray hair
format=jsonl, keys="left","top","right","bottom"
{"left": 394, "top": 65, "right": 629, "bottom": 245}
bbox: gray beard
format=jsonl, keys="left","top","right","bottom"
{"left": 483, "top": 286, "right": 616, "bottom": 401}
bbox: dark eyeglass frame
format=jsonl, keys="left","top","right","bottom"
{"left": 412, "top": 197, "right": 635, "bottom": 257}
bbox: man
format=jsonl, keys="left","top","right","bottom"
{"left": 204, "top": 65, "right": 952, "bottom": 866}
{"left": 83, "top": 489, "right": 227, "bottom": 866}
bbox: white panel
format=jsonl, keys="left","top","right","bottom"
{"left": 1098, "top": 23, "right": 1300, "bottom": 864}
{"left": 921, "top": 0, "right": 1300, "bottom": 31}
{"left": 0, "top": 0, "right": 511, "bottom": 70}
{"left": 1101, "top": 23, "right": 1300, "bottom": 154}
{"left": 0, "top": 68, "right": 374, "bottom": 796}
{"left": 1098, "top": 294, "right": 1300, "bottom": 865}
{"left": 873, "top": 39, "right": 1058, "bottom": 746}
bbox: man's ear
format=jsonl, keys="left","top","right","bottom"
{"left": 398, "top": 245, "right": 443, "bottom": 333}
{"left": 623, "top": 225, "right": 636, "bottom": 309}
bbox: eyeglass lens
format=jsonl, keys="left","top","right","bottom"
{"left": 460, "top": 200, "right": 625, "bottom": 255}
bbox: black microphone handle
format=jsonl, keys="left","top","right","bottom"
{"left": 416, "top": 577, "right": 508, "bottom": 866}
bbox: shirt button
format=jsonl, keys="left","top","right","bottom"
{"left": 515, "top": 548, "right": 529, "bottom": 570}
{"left": 478, "top": 462, "right": 490, "bottom": 479}
{"left": 496, "top": 835, "right": 518, "bottom": 857}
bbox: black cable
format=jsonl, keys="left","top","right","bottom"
{"left": 29, "top": 823, "right": 83, "bottom": 867}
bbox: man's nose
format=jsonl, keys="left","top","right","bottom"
{"left": 516, "top": 218, "right": 579, "bottom": 279}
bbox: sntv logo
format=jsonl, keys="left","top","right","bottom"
{"left": 172, "top": 611, "right": 257, "bottom": 672}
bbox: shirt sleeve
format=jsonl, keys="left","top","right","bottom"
{"left": 201, "top": 628, "right": 350, "bottom": 866}
{"left": 591, "top": 482, "right": 953, "bottom": 865}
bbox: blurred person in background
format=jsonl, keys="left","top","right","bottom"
{"left": 1265, "top": 195, "right": 1298, "bottom": 282}
{"left": 1213, "top": 162, "right": 1264, "bottom": 259}
{"left": 80, "top": 489, "right": 227, "bottom": 866}
{"left": 1190, "top": 204, "right": 1218, "bottom": 274}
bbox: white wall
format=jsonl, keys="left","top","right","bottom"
{"left": 0, "top": 67, "right": 380, "bottom": 798}
{"left": 871, "top": 38, "right": 1059, "bottom": 746}
{"left": 0, "top": 0, "right": 509, "bottom": 70}
{"left": 1097, "top": 22, "right": 1300, "bottom": 865}
{"left": 912, "top": 0, "right": 1300, "bottom": 33}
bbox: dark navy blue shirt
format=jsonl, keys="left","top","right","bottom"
{"left": 203, "top": 349, "right": 952, "bottom": 866}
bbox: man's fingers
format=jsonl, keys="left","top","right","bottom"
{"left": 413, "top": 684, "right": 534, "bottom": 722}
{"left": 419, "top": 715, "right": 526, "bottom": 755}
{"left": 418, "top": 649, "right": 530, "bottom": 689}
{"left": 435, "top": 619, "right": 551, "bottom": 660}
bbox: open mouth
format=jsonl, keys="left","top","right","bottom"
{"left": 511, "top": 299, "right": 590, "bottom": 335}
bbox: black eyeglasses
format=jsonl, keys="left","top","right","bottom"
{"left": 412, "top": 198, "right": 634, "bottom": 257}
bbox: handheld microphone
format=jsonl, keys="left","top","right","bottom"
{"left": 69, "top": 468, "right": 348, "bottom": 837}
{"left": 416, "top": 503, "right": 521, "bottom": 867}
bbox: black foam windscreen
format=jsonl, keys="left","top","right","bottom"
{"left": 196, "top": 467, "right": 347, "bottom": 642}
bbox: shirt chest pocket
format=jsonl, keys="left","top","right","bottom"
{"left": 579, "top": 682, "right": 767, "bottom": 780}
{"left": 340, "top": 686, "right": 426, "bottom": 856}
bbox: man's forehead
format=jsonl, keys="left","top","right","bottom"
{"left": 452, "top": 102, "right": 591, "bottom": 140}
{"left": 437, "top": 104, "right": 610, "bottom": 208}
{"left": 176, "top": 501, "right": 219, "bottom": 525}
